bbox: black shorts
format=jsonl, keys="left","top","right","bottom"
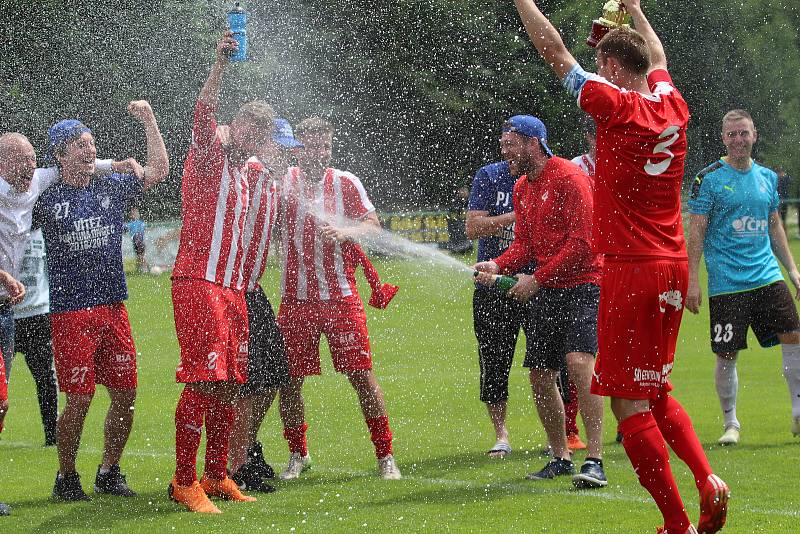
{"left": 524, "top": 284, "right": 599, "bottom": 371}
{"left": 473, "top": 288, "right": 531, "bottom": 403}
{"left": 14, "top": 313, "right": 53, "bottom": 356}
{"left": 240, "top": 287, "right": 290, "bottom": 396}
{"left": 708, "top": 281, "right": 800, "bottom": 353}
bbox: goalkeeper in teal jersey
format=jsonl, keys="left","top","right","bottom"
{"left": 687, "top": 109, "right": 800, "bottom": 446}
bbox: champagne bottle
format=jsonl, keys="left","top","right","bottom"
{"left": 473, "top": 271, "right": 518, "bottom": 291}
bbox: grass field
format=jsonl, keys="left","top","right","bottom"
{"left": 1, "top": 247, "right": 799, "bottom": 533}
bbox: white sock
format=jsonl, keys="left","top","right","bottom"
{"left": 715, "top": 357, "right": 740, "bottom": 429}
{"left": 98, "top": 465, "right": 111, "bottom": 475}
{"left": 781, "top": 343, "right": 800, "bottom": 419}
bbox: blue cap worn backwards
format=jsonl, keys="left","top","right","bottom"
{"left": 45, "top": 119, "right": 91, "bottom": 164}
{"left": 273, "top": 118, "right": 303, "bottom": 149}
{"left": 502, "top": 115, "right": 553, "bottom": 157}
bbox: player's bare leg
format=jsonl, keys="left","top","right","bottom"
{"left": 529, "top": 369, "right": 569, "bottom": 459}
{"left": 230, "top": 395, "right": 254, "bottom": 474}
{"left": 53, "top": 392, "right": 93, "bottom": 501}
{"left": 346, "top": 369, "right": 400, "bottom": 479}
{"left": 101, "top": 387, "right": 136, "bottom": 469}
{"left": 486, "top": 401, "right": 511, "bottom": 458}
{"left": 57, "top": 392, "right": 93, "bottom": 475}
{"left": 279, "top": 376, "right": 306, "bottom": 427}
{"left": 566, "top": 352, "right": 602, "bottom": 459}
{"left": 250, "top": 390, "right": 276, "bottom": 443}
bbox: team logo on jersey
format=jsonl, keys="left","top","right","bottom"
{"left": 731, "top": 216, "right": 767, "bottom": 236}
{"left": 207, "top": 351, "right": 219, "bottom": 370}
{"left": 99, "top": 195, "right": 111, "bottom": 209}
{"left": 658, "top": 290, "right": 683, "bottom": 313}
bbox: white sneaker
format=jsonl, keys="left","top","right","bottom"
{"left": 718, "top": 426, "right": 740, "bottom": 446}
{"left": 792, "top": 417, "right": 800, "bottom": 437}
{"left": 377, "top": 455, "right": 402, "bottom": 480}
{"left": 279, "top": 453, "right": 311, "bottom": 480}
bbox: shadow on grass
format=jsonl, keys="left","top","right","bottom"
{"left": 12, "top": 490, "right": 183, "bottom": 533}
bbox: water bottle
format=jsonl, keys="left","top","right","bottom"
{"left": 473, "top": 271, "right": 518, "bottom": 292}
{"left": 227, "top": 2, "right": 248, "bottom": 62}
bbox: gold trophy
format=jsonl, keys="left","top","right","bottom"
{"left": 586, "top": 0, "right": 631, "bottom": 48}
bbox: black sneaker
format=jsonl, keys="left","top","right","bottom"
{"left": 231, "top": 464, "right": 276, "bottom": 493}
{"left": 53, "top": 472, "right": 91, "bottom": 501}
{"left": 247, "top": 441, "right": 275, "bottom": 479}
{"left": 0, "top": 501, "right": 10, "bottom": 516}
{"left": 524, "top": 458, "right": 575, "bottom": 481}
{"left": 572, "top": 458, "right": 608, "bottom": 489}
{"left": 94, "top": 465, "right": 137, "bottom": 497}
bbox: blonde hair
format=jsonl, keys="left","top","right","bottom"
{"left": 722, "top": 109, "right": 755, "bottom": 129}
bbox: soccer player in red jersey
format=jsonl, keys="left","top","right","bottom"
{"left": 512, "top": 1, "right": 729, "bottom": 532}
{"left": 169, "top": 32, "right": 276, "bottom": 513}
{"left": 276, "top": 117, "right": 401, "bottom": 481}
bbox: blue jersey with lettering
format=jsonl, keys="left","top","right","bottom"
{"left": 33, "top": 173, "right": 142, "bottom": 313}
{"left": 468, "top": 161, "right": 534, "bottom": 291}
{"left": 688, "top": 158, "right": 782, "bottom": 296}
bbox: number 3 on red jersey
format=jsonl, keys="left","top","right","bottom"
{"left": 644, "top": 125, "right": 681, "bottom": 176}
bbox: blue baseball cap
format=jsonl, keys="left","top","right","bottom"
{"left": 45, "top": 119, "right": 92, "bottom": 164}
{"left": 273, "top": 118, "right": 303, "bottom": 148}
{"left": 502, "top": 115, "right": 553, "bottom": 157}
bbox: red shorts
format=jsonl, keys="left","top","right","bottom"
{"left": 172, "top": 278, "right": 249, "bottom": 384}
{"left": 0, "top": 351, "right": 7, "bottom": 401}
{"left": 277, "top": 296, "right": 372, "bottom": 377}
{"left": 591, "top": 258, "right": 688, "bottom": 400}
{"left": 51, "top": 303, "right": 138, "bottom": 395}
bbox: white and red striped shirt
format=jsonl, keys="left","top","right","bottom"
{"left": 279, "top": 166, "right": 375, "bottom": 301}
{"left": 173, "top": 100, "right": 250, "bottom": 289}
{"left": 570, "top": 153, "right": 595, "bottom": 180}
{"left": 239, "top": 159, "right": 279, "bottom": 292}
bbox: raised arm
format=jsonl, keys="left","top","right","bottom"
{"left": 686, "top": 214, "right": 708, "bottom": 314}
{"left": 768, "top": 211, "right": 800, "bottom": 299}
{"left": 513, "top": 0, "right": 577, "bottom": 80}
{"left": 127, "top": 100, "right": 169, "bottom": 190}
{"left": 623, "top": 0, "right": 667, "bottom": 71}
{"left": 198, "top": 32, "right": 237, "bottom": 108}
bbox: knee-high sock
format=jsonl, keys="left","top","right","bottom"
{"left": 564, "top": 380, "right": 580, "bottom": 436}
{"left": 175, "top": 387, "right": 210, "bottom": 486}
{"left": 620, "top": 411, "right": 691, "bottom": 534}
{"left": 283, "top": 422, "right": 309, "bottom": 456}
{"left": 366, "top": 415, "right": 393, "bottom": 458}
{"left": 714, "top": 357, "right": 739, "bottom": 429}
{"left": 651, "top": 393, "right": 713, "bottom": 491}
{"left": 781, "top": 343, "right": 800, "bottom": 419}
{"left": 204, "top": 396, "right": 235, "bottom": 480}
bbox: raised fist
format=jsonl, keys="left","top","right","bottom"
{"left": 127, "top": 100, "right": 155, "bottom": 123}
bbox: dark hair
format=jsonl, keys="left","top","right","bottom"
{"left": 597, "top": 27, "right": 651, "bottom": 76}
{"left": 295, "top": 116, "right": 334, "bottom": 138}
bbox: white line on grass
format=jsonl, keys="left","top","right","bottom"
{"left": 3, "top": 439, "right": 797, "bottom": 519}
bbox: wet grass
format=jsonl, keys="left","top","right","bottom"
{"left": 1, "top": 249, "right": 799, "bottom": 533}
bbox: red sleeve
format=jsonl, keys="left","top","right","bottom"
{"left": 647, "top": 68, "right": 673, "bottom": 89}
{"left": 579, "top": 79, "right": 623, "bottom": 125}
{"left": 341, "top": 175, "right": 375, "bottom": 219}
{"left": 533, "top": 176, "right": 595, "bottom": 285}
{"left": 192, "top": 100, "right": 219, "bottom": 149}
{"left": 493, "top": 178, "right": 535, "bottom": 274}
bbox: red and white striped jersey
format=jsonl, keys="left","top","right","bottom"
{"left": 172, "top": 100, "right": 250, "bottom": 289}
{"left": 239, "top": 158, "right": 279, "bottom": 292}
{"left": 279, "top": 166, "right": 375, "bottom": 301}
